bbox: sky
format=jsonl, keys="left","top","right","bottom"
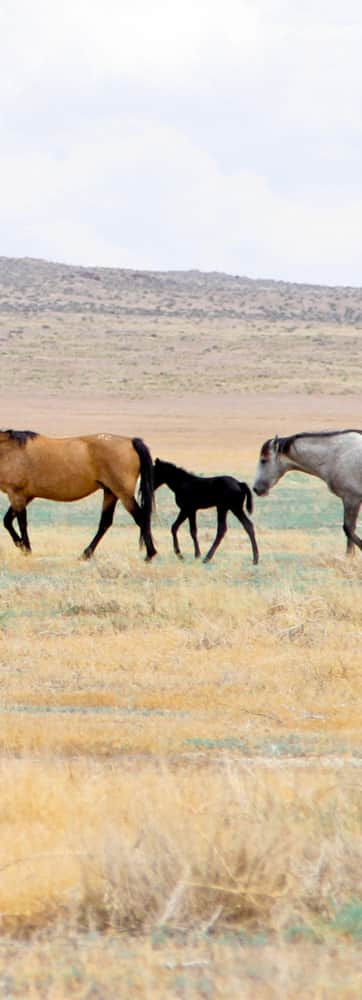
{"left": 1, "top": 0, "right": 362, "bottom": 285}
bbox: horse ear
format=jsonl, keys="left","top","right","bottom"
{"left": 271, "top": 435, "right": 279, "bottom": 453}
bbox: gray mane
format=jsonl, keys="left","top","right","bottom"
{"left": 279, "top": 429, "right": 362, "bottom": 455}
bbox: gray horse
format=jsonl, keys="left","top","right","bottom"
{"left": 253, "top": 430, "right": 362, "bottom": 555}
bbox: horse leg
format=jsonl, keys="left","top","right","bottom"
{"left": 188, "top": 510, "right": 201, "bottom": 558}
{"left": 4, "top": 505, "right": 24, "bottom": 549}
{"left": 4, "top": 503, "right": 31, "bottom": 552}
{"left": 171, "top": 510, "right": 188, "bottom": 558}
{"left": 232, "top": 505, "right": 259, "bottom": 565}
{"left": 203, "top": 508, "right": 227, "bottom": 563}
{"left": 122, "top": 496, "right": 157, "bottom": 561}
{"left": 343, "top": 497, "right": 362, "bottom": 555}
{"left": 17, "top": 508, "right": 31, "bottom": 552}
{"left": 101, "top": 464, "right": 157, "bottom": 561}
{"left": 82, "top": 489, "right": 117, "bottom": 559}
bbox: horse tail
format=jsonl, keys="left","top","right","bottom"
{"left": 239, "top": 481, "right": 253, "bottom": 514}
{"left": 132, "top": 437, "right": 155, "bottom": 547}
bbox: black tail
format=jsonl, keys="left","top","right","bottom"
{"left": 239, "top": 481, "right": 253, "bottom": 514}
{"left": 132, "top": 437, "right": 156, "bottom": 551}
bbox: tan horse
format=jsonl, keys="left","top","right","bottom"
{"left": 0, "top": 429, "right": 157, "bottom": 560}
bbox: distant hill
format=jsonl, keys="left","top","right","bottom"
{"left": 1, "top": 256, "right": 362, "bottom": 324}
{"left": 0, "top": 256, "right": 361, "bottom": 396}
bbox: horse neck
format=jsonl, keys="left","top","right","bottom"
{"left": 288, "top": 436, "right": 331, "bottom": 479}
{"left": 161, "top": 463, "right": 184, "bottom": 491}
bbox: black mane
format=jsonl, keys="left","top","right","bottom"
{"left": 155, "top": 459, "right": 198, "bottom": 481}
{"left": 0, "top": 429, "right": 38, "bottom": 446}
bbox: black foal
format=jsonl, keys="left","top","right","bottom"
{"left": 154, "top": 458, "right": 259, "bottom": 564}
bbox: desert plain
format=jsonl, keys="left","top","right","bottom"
{"left": 0, "top": 258, "right": 361, "bottom": 997}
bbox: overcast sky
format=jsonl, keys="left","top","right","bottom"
{"left": 1, "top": 0, "right": 361, "bottom": 284}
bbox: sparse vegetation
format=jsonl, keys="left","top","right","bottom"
{"left": 0, "top": 256, "right": 361, "bottom": 396}
{"left": 0, "top": 479, "right": 361, "bottom": 995}
{"left": 0, "top": 256, "right": 360, "bottom": 995}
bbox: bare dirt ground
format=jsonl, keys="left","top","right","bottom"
{"left": 4, "top": 390, "right": 360, "bottom": 460}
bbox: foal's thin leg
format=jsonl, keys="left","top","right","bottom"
{"left": 232, "top": 507, "right": 259, "bottom": 565}
{"left": 171, "top": 510, "right": 188, "bottom": 558}
{"left": 343, "top": 498, "right": 362, "bottom": 555}
{"left": 188, "top": 510, "right": 201, "bottom": 558}
{"left": 82, "top": 490, "right": 117, "bottom": 559}
{"left": 4, "top": 505, "right": 31, "bottom": 552}
{"left": 203, "top": 508, "right": 227, "bottom": 563}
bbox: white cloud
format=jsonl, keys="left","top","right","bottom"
{"left": 0, "top": 1, "right": 361, "bottom": 283}
{"left": 1, "top": 0, "right": 262, "bottom": 94}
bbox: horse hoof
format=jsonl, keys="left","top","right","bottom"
{"left": 81, "top": 549, "right": 93, "bottom": 561}
{"left": 17, "top": 542, "right": 31, "bottom": 555}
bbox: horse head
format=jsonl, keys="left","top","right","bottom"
{"left": 253, "top": 435, "right": 285, "bottom": 495}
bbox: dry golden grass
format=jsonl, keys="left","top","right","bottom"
{"left": 0, "top": 543, "right": 360, "bottom": 993}
{"left": 0, "top": 256, "right": 361, "bottom": 993}
{"left": 0, "top": 522, "right": 361, "bottom": 756}
{"left": 1, "top": 932, "right": 362, "bottom": 998}
{"left": 0, "top": 512, "right": 360, "bottom": 998}
{"left": 0, "top": 753, "right": 361, "bottom": 934}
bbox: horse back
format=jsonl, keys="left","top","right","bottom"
{"left": 83, "top": 434, "right": 142, "bottom": 493}
{"left": 0, "top": 431, "right": 146, "bottom": 503}
{"left": 23, "top": 434, "right": 102, "bottom": 500}
{"left": 175, "top": 474, "right": 250, "bottom": 511}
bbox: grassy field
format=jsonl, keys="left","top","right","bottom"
{"left": 0, "top": 256, "right": 361, "bottom": 995}
{"left": 0, "top": 465, "right": 361, "bottom": 997}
